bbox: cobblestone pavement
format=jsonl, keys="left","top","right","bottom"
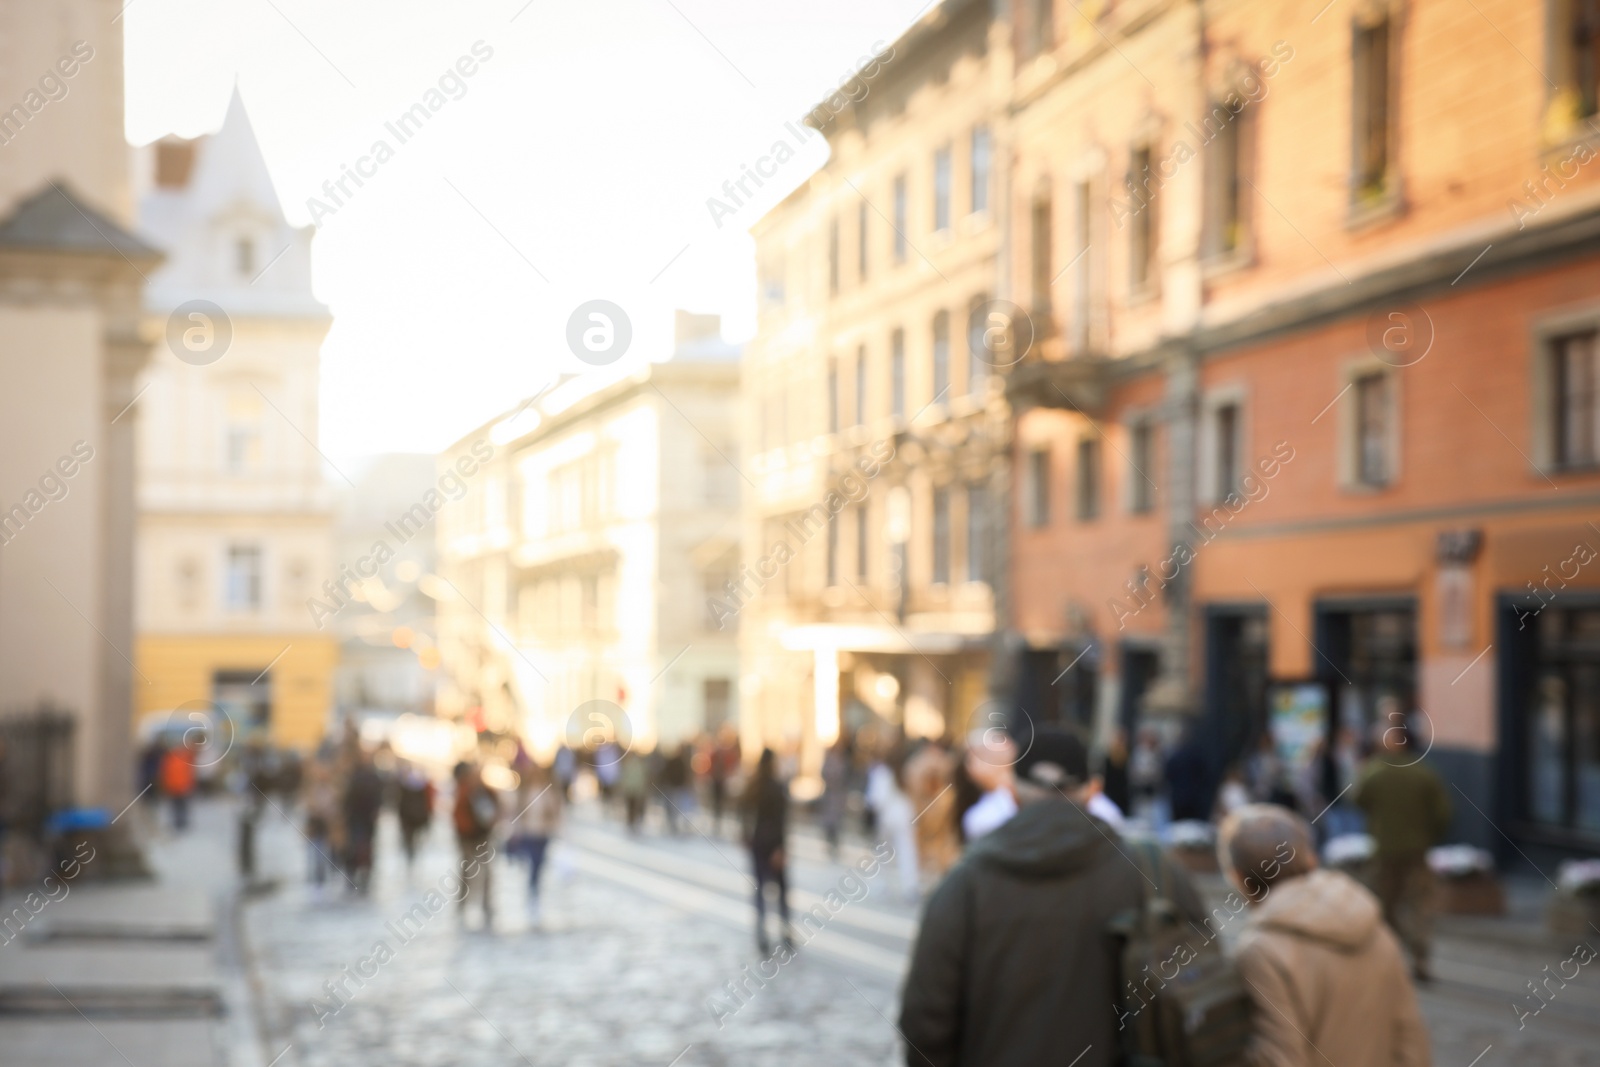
{"left": 240, "top": 797, "right": 1600, "bottom": 1067}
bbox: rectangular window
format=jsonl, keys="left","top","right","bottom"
{"left": 1076, "top": 437, "right": 1101, "bottom": 520}
{"left": 855, "top": 345, "right": 867, "bottom": 426}
{"left": 1128, "top": 145, "right": 1157, "bottom": 291}
{"left": 967, "top": 295, "right": 990, "bottom": 394}
{"left": 1071, "top": 180, "right": 1092, "bottom": 352}
{"left": 1352, "top": 17, "right": 1392, "bottom": 200}
{"left": 893, "top": 174, "right": 908, "bottom": 263}
{"left": 971, "top": 126, "right": 991, "bottom": 214}
{"left": 1554, "top": 330, "right": 1600, "bottom": 468}
{"left": 1215, "top": 402, "right": 1241, "bottom": 499}
{"left": 891, "top": 328, "right": 906, "bottom": 419}
{"left": 932, "top": 487, "right": 951, "bottom": 585}
{"left": 1031, "top": 188, "right": 1052, "bottom": 313}
{"left": 828, "top": 358, "right": 840, "bottom": 434}
{"left": 1025, "top": 448, "right": 1051, "bottom": 528}
{"left": 967, "top": 483, "right": 990, "bottom": 584}
{"left": 1023, "top": 0, "right": 1055, "bottom": 60}
{"left": 856, "top": 503, "right": 870, "bottom": 581}
{"left": 1205, "top": 102, "right": 1246, "bottom": 257}
{"left": 1566, "top": 0, "right": 1600, "bottom": 119}
{"left": 1130, "top": 420, "right": 1156, "bottom": 513}
{"left": 828, "top": 215, "right": 841, "bottom": 294}
{"left": 1354, "top": 372, "right": 1392, "bottom": 486}
{"left": 933, "top": 146, "right": 952, "bottom": 232}
{"left": 858, "top": 200, "right": 869, "bottom": 282}
{"left": 932, "top": 311, "right": 950, "bottom": 403}
{"left": 225, "top": 545, "right": 262, "bottom": 611}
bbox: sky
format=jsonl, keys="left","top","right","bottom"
{"left": 122, "top": 0, "right": 934, "bottom": 461}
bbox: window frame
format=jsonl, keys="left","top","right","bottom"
{"left": 1127, "top": 415, "right": 1158, "bottom": 514}
{"left": 1350, "top": 7, "right": 1402, "bottom": 215}
{"left": 1024, "top": 446, "right": 1052, "bottom": 528}
{"left": 971, "top": 126, "right": 992, "bottom": 215}
{"left": 1076, "top": 435, "right": 1101, "bottom": 521}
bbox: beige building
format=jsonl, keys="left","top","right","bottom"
{"left": 132, "top": 90, "right": 337, "bottom": 752}
{"left": 437, "top": 314, "right": 741, "bottom": 754}
{"left": 741, "top": 0, "right": 1012, "bottom": 768}
{"left": 0, "top": 0, "right": 155, "bottom": 811}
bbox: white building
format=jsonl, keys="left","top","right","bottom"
{"left": 132, "top": 89, "right": 337, "bottom": 751}
{"left": 437, "top": 314, "right": 741, "bottom": 754}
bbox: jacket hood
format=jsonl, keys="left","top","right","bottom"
{"left": 1252, "top": 868, "right": 1381, "bottom": 951}
{"left": 965, "top": 797, "right": 1107, "bottom": 878}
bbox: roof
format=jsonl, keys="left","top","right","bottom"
{"left": 0, "top": 181, "right": 162, "bottom": 260}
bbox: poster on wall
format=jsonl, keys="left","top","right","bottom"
{"left": 1266, "top": 680, "right": 1329, "bottom": 790}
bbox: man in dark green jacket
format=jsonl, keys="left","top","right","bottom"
{"left": 1355, "top": 721, "right": 1452, "bottom": 982}
{"left": 899, "top": 730, "right": 1207, "bottom": 1067}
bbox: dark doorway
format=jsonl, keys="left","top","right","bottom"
{"left": 1203, "top": 607, "right": 1271, "bottom": 776}
{"left": 1015, "top": 643, "right": 1099, "bottom": 738}
{"left": 1313, "top": 599, "right": 1417, "bottom": 751}
{"left": 1119, "top": 645, "right": 1161, "bottom": 739}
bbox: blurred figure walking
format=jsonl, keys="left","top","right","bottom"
{"left": 341, "top": 752, "right": 384, "bottom": 895}
{"left": 742, "top": 748, "right": 792, "bottom": 956}
{"left": 302, "top": 759, "right": 339, "bottom": 901}
{"left": 1221, "top": 804, "right": 1431, "bottom": 1066}
{"left": 159, "top": 739, "right": 197, "bottom": 831}
{"left": 508, "top": 763, "right": 562, "bottom": 924}
{"left": 658, "top": 745, "right": 692, "bottom": 836}
{"left": 618, "top": 750, "right": 648, "bottom": 834}
{"left": 453, "top": 763, "right": 500, "bottom": 928}
{"left": 709, "top": 725, "right": 741, "bottom": 836}
{"left": 1356, "top": 721, "right": 1452, "bottom": 982}
{"left": 395, "top": 761, "right": 435, "bottom": 872}
{"left": 819, "top": 736, "right": 851, "bottom": 858}
{"left": 865, "top": 742, "right": 919, "bottom": 902}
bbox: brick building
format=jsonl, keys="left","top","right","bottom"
{"left": 1006, "top": 0, "right": 1600, "bottom": 858}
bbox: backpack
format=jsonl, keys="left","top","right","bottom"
{"left": 1108, "top": 839, "right": 1252, "bottom": 1067}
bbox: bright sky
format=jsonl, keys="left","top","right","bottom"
{"left": 123, "top": 0, "right": 933, "bottom": 461}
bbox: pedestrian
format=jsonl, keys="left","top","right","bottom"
{"left": 658, "top": 744, "right": 692, "bottom": 835}
{"left": 452, "top": 763, "right": 500, "bottom": 928}
{"left": 905, "top": 741, "right": 960, "bottom": 878}
{"left": 709, "top": 725, "right": 740, "bottom": 836}
{"left": 1164, "top": 730, "right": 1211, "bottom": 822}
{"left": 341, "top": 751, "right": 384, "bottom": 894}
{"left": 865, "top": 741, "right": 919, "bottom": 902}
{"left": 1101, "top": 726, "right": 1131, "bottom": 816}
{"left": 742, "top": 748, "right": 793, "bottom": 956}
{"left": 1220, "top": 803, "right": 1431, "bottom": 1066}
{"left": 1355, "top": 721, "right": 1452, "bottom": 982}
{"left": 618, "top": 749, "right": 648, "bottom": 834}
{"left": 819, "top": 736, "right": 851, "bottom": 858}
{"left": 553, "top": 743, "right": 577, "bottom": 801}
{"left": 508, "top": 763, "right": 562, "bottom": 924}
{"left": 395, "top": 761, "right": 434, "bottom": 872}
{"left": 899, "top": 729, "right": 1208, "bottom": 1067}
{"left": 302, "top": 758, "right": 339, "bottom": 901}
{"left": 1128, "top": 726, "right": 1164, "bottom": 823}
{"left": 594, "top": 741, "right": 622, "bottom": 809}
{"left": 159, "top": 738, "right": 197, "bottom": 831}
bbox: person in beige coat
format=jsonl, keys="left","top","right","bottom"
{"left": 1219, "top": 804, "right": 1432, "bottom": 1067}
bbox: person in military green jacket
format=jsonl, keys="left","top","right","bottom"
{"left": 1355, "top": 716, "right": 1452, "bottom": 982}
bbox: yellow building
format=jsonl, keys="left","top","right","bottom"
{"left": 132, "top": 90, "right": 337, "bottom": 751}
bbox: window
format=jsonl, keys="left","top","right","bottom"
{"left": 933, "top": 146, "right": 952, "bottom": 232}
{"left": 1553, "top": 330, "right": 1600, "bottom": 468}
{"left": 1563, "top": 0, "right": 1600, "bottom": 120}
{"left": 967, "top": 483, "right": 990, "bottom": 584}
{"left": 967, "top": 295, "right": 990, "bottom": 394}
{"left": 932, "top": 487, "right": 951, "bottom": 585}
{"left": 1025, "top": 448, "right": 1051, "bottom": 528}
{"left": 1352, "top": 16, "right": 1392, "bottom": 201}
{"left": 1204, "top": 100, "right": 1247, "bottom": 258}
{"left": 1130, "top": 420, "right": 1156, "bottom": 513}
{"left": 1214, "top": 402, "right": 1241, "bottom": 498}
{"left": 856, "top": 503, "right": 870, "bottom": 581}
{"left": 225, "top": 392, "right": 263, "bottom": 474}
{"left": 891, "top": 328, "right": 906, "bottom": 419}
{"left": 1022, "top": 0, "right": 1054, "bottom": 60}
{"left": 932, "top": 311, "right": 950, "bottom": 403}
{"left": 1076, "top": 437, "right": 1101, "bottom": 520}
{"left": 828, "top": 215, "right": 840, "bottom": 295}
{"left": 858, "top": 200, "right": 869, "bottom": 282}
{"left": 1128, "top": 146, "right": 1157, "bottom": 291}
{"left": 225, "top": 545, "right": 262, "bottom": 612}
{"left": 826, "top": 512, "right": 839, "bottom": 586}
{"left": 828, "top": 358, "right": 840, "bottom": 434}
{"left": 893, "top": 174, "right": 909, "bottom": 263}
{"left": 1070, "top": 180, "right": 1092, "bottom": 353}
{"left": 971, "top": 126, "right": 991, "bottom": 214}
{"left": 1031, "top": 185, "right": 1052, "bottom": 314}
{"left": 854, "top": 345, "right": 868, "bottom": 426}
{"left": 236, "top": 237, "right": 255, "bottom": 278}
{"left": 1354, "top": 372, "right": 1392, "bottom": 486}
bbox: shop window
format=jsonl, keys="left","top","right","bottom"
{"left": 1553, "top": 329, "right": 1600, "bottom": 468}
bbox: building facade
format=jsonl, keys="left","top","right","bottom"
{"left": 741, "top": 0, "right": 1013, "bottom": 773}
{"left": 0, "top": 0, "right": 155, "bottom": 813}
{"left": 1004, "top": 0, "right": 1600, "bottom": 858}
{"left": 437, "top": 315, "right": 741, "bottom": 755}
{"left": 132, "top": 90, "right": 337, "bottom": 752}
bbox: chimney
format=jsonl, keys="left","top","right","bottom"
{"left": 674, "top": 310, "right": 722, "bottom": 346}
